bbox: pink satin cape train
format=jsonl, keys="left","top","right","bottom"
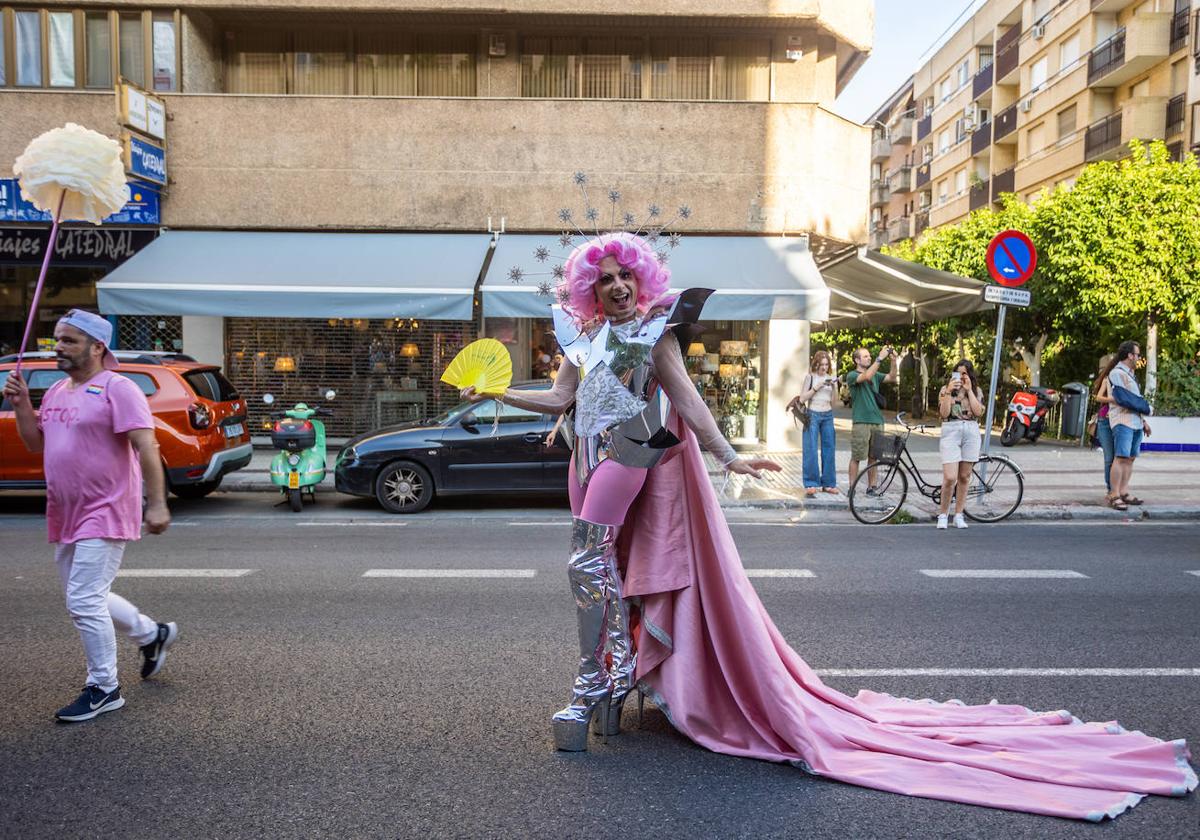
{"left": 615, "top": 426, "right": 1197, "bottom": 822}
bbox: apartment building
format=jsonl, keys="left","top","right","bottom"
{"left": 866, "top": 76, "right": 919, "bottom": 248}
{"left": 0, "top": 2, "right": 873, "bottom": 447}
{"left": 898, "top": 0, "right": 1194, "bottom": 233}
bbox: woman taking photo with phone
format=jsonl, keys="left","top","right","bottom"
{"left": 937, "top": 360, "right": 985, "bottom": 530}
{"left": 787, "top": 350, "right": 839, "bottom": 496}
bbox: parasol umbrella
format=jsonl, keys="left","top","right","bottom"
{"left": 11, "top": 123, "right": 130, "bottom": 374}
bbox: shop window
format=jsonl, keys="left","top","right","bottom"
{"left": 712, "top": 38, "right": 769, "bottom": 101}
{"left": 116, "top": 315, "right": 182, "bottom": 352}
{"left": 15, "top": 10, "right": 43, "bottom": 86}
{"left": 227, "top": 30, "right": 288, "bottom": 94}
{"left": 521, "top": 36, "right": 579, "bottom": 97}
{"left": 649, "top": 37, "right": 709, "bottom": 100}
{"left": 356, "top": 32, "right": 418, "bottom": 96}
{"left": 85, "top": 12, "right": 112, "bottom": 88}
{"left": 580, "top": 37, "right": 643, "bottom": 99}
{"left": 119, "top": 12, "right": 145, "bottom": 86}
{"left": 151, "top": 11, "right": 176, "bottom": 91}
{"left": 293, "top": 30, "right": 350, "bottom": 95}
{"left": 414, "top": 34, "right": 476, "bottom": 97}
{"left": 48, "top": 11, "right": 75, "bottom": 87}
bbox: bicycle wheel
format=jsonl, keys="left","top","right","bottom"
{"left": 963, "top": 455, "right": 1024, "bottom": 523}
{"left": 849, "top": 459, "right": 908, "bottom": 525}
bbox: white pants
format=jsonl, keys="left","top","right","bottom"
{"left": 55, "top": 539, "right": 158, "bottom": 692}
{"left": 939, "top": 420, "right": 982, "bottom": 465}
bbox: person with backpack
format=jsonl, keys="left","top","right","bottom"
{"left": 845, "top": 345, "right": 898, "bottom": 493}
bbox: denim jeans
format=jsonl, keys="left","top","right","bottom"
{"left": 1095, "top": 416, "right": 1115, "bottom": 491}
{"left": 803, "top": 409, "right": 837, "bottom": 489}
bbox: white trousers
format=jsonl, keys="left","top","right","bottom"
{"left": 54, "top": 539, "right": 158, "bottom": 692}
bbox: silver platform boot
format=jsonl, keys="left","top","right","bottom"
{"left": 552, "top": 518, "right": 619, "bottom": 751}
{"left": 592, "top": 547, "right": 635, "bottom": 737}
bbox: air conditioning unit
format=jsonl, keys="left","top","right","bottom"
{"left": 1032, "top": 23, "right": 1046, "bottom": 40}
{"left": 964, "top": 103, "right": 979, "bottom": 120}
{"left": 1020, "top": 98, "right": 1034, "bottom": 113}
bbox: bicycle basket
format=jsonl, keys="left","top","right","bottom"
{"left": 869, "top": 430, "right": 904, "bottom": 461}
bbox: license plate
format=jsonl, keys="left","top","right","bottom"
{"left": 288, "top": 472, "right": 300, "bottom": 489}
{"left": 224, "top": 423, "right": 244, "bottom": 438}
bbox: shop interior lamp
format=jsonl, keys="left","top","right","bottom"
{"left": 719, "top": 340, "right": 749, "bottom": 357}
{"left": 274, "top": 355, "right": 297, "bottom": 373}
{"left": 11, "top": 123, "right": 129, "bottom": 375}
{"left": 400, "top": 343, "right": 420, "bottom": 358}
{"left": 718, "top": 363, "right": 738, "bottom": 380}
{"left": 686, "top": 342, "right": 707, "bottom": 357}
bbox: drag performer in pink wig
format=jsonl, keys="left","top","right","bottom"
{"left": 464, "top": 231, "right": 1196, "bottom": 820}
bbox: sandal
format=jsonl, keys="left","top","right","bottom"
{"left": 822, "top": 487, "right": 839, "bottom": 495}
{"left": 1108, "top": 496, "right": 1129, "bottom": 511}
{"left": 805, "top": 488, "right": 818, "bottom": 497}
{"left": 1121, "top": 494, "right": 1144, "bottom": 506}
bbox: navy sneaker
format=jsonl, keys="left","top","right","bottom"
{"left": 55, "top": 684, "right": 124, "bottom": 722}
{"left": 139, "top": 621, "right": 178, "bottom": 679}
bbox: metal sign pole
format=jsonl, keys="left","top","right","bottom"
{"left": 980, "top": 303, "right": 1007, "bottom": 465}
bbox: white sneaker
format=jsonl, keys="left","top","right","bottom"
{"left": 936, "top": 514, "right": 948, "bottom": 530}
{"left": 954, "top": 513, "right": 968, "bottom": 529}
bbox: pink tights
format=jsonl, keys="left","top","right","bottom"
{"left": 568, "top": 458, "right": 649, "bottom": 526}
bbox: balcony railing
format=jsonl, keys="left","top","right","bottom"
{"left": 971, "top": 122, "right": 991, "bottom": 156}
{"left": 995, "top": 26, "right": 1020, "bottom": 83}
{"left": 993, "top": 104, "right": 1018, "bottom": 141}
{"left": 871, "top": 135, "right": 893, "bottom": 162}
{"left": 916, "top": 113, "right": 932, "bottom": 141}
{"left": 889, "top": 115, "right": 914, "bottom": 144}
{"left": 887, "top": 215, "right": 913, "bottom": 243}
{"left": 869, "top": 222, "right": 888, "bottom": 250}
{"left": 1195, "top": 10, "right": 1200, "bottom": 61}
{"left": 1088, "top": 29, "right": 1127, "bottom": 85}
{"left": 915, "top": 162, "right": 931, "bottom": 188}
{"left": 972, "top": 63, "right": 994, "bottom": 100}
{"left": 1170, "top": 8, "right": 1189, "bottom": 54}
{"left": 914, "top": 210, "right": 930, "bottom": 237}
{"left": 1193, "top": 102, "right": 1200, "bottom": 150}
{"left": 889, "top": 164, "right": 914, "bottom": 194}
{"left": 1085, "top": 112, "right": 1123, "bottom": 161}
{"left": 1167, "top": 93, "right": 1185, "bottom": 136}
{"left": 992, "top": 166, "right": 1015, "bottom": 200}
{"left": 871, "top": 181, "right": 890, "bottom": 206}
{"left": 969, "top": 179, "right": 990, "bottom": 212}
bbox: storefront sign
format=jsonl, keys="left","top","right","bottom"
{"left": 0, "top": 226, "right": 157, "bottom": 267}
{"left": 123, "top": 133, "right": 167, "bottom": 186}
{"left": 0, "top": 178, "right": 160, "bottom": 225}
{"left": 118, "top": 81, "right": 167, "bottom": 141}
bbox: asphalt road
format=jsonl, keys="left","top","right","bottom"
{"left": 1, "top": 494, "right": 1197, "bottom": 839}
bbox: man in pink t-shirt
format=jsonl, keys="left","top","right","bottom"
{"left": 4, "top": 309, "right": 179, "bottom": 723}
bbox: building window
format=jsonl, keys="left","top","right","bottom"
{"left": 85, "top": 12, "right": 112, "bottom": 88}
{"left": 977, "top": 46, "right": 993, "bottom": 70}
{"left": 580, "top": 37, "right": 643, "bottom": 99}
{"left": 712, "top": 38, "right": 769, "bottom": 101}
{"left": 292, "top": 31, "right": 350, "bottom": 95}
{"left": 955, "top": 169, "right": 967, "bottom": 194}
{"left": 955, "top": 57, "right": 970, "bottom": 88}
{"left": 1032, "top": 0, "right": 1052, "bottom": 22}
{"left": 1060, "top": 32, "right": 1080, "bottom": 68}
{"left": 48, "top": 12, "right": 75, "bottom": 87}
{"left": 15, "top": 10, "right": 43, "bottom": 86}
{"left": 939, "top": 76, "right": 952, "bottom": 102}
{"left": 937, "top": 179, "right": 948, "bottom": 203}
{"left": 118, "top": 13, "right": 145, "bottom": 87}
{"left": 1171, "top": 58, "right": 1187, "bottom": 94}
{"left": 151, "top": 12, "right": 176, "bottom": 91}
{"left": 1030, "top": 56, "right": 1048, "bottom": 91}
{"left": 1056, "top": 104, "right": 1076, "bottom": 141}
{"left": 650, "top": 37, "right": 709, "bottom": 99}
{"left": 938, "top": 128, "right": 950, "bottom": 154}
{"left": 1131, "top": 77, "right": 1151, "bottom": 98}
{"left": 954, "top": 117, "right": 966, "bottom": 144}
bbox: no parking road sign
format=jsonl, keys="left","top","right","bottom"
{"left": 985, "top": 229, "right": 1037, "bottom": 287}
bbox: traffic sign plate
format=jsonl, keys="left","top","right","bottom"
{"left": 986, "top": 230, "right": 1037, "bottom": 287}
{"left": 982, "top": 285, "right": 1031, "bottom": 307}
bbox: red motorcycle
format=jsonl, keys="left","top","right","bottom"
{"left": 1001, "top": 378, "right": 1059, "bottom": 446}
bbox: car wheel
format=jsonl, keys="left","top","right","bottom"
{"left": 171, "top": 478, "right": 222, "bottom": 499}
{"left": 288, "top": 488, "right": 303, "bottom": 512}
{"left": 375, "top": 461, "right": 434, "bottom": 514}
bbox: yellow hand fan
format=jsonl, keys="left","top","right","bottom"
{"left": 440, "top": 338, "right": 513, "bottom": 395}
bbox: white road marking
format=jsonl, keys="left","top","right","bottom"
{"left": 508, "top": 522, "right": 571, "bottom": 527}
{"left": 817, "top": 668, "right": 1200, "bottom": 678}
{"left": 744, "top": 569, "right": 815, "bottom": 577}
{"left": 362, "top": 569, "right": 537, "bottom": 578}
{"left": 295, "top": 521, "right": 407, "bottom": 527}
{"left": 117, "top": 569, "right": 256, "bottom": 577}
{"left": 1187, "top": 571, "right": 1200, "bottom": 577}
{"left": 920, "top": 569, "right": 1088, "bottom": 579}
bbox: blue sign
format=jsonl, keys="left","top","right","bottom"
{"left": 0, "top": 178, "right": 160, "bottom": 225}
{"left": 985, "top": 229, "right": 1037, "bottom": 287}
{"left": 127, "top": 134, "right": 167, "bottom": 185}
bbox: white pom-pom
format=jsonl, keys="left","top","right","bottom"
{"left": 13, "top": 123, "right": 130, "bottom": 225}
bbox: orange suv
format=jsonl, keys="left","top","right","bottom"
{"left": 1, "top": 351, "right": 252, "bottom": 498}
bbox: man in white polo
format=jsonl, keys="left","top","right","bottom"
{"left": 3, "top": 310, "right": 178, "bottom": 722}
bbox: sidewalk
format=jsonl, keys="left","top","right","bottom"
{"left": 223, "top": 407, "right": 1200, "bottom": 522}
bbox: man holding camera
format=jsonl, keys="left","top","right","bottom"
{"left": 845, "top": 346, "right": 898, "bottom": 493}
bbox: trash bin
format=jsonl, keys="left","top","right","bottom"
{"left": 1060, "top": 382, "right": 1088, "bottom": 438}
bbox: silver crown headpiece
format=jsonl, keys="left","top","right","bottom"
{"left": 506, "top": 172, "right": 692, "bottom": 303}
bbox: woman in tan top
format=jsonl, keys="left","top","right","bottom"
{"left": 787, "top": 350, "right": 839, "bottom": 496}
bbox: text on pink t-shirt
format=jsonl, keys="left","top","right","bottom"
{"left": 37, "top": 370, "right": 153, "bottom": 544}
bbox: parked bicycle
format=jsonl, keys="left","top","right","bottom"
{"left": 848, "top": 413, "right": 1024, "bottom": 525}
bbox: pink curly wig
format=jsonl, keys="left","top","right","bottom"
{"left": 559, "top": 232, "right": 672, "bottom": 325}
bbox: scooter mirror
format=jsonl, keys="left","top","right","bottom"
{"left": 324, "top": 389, "right": 337, "bottom": 401}
{"left": 262, "top": 393, "right": 275, "bottom": 405}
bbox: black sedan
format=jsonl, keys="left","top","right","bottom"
{"left": 334, "top": 383, "right": 571, "bottom": 513}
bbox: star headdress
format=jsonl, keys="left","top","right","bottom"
{"left": 504, "top": 173, "right": 695, "bottom": 309}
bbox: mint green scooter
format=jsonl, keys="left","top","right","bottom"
{"left": 263, "top": 390, "right": 335, "bottom": 512}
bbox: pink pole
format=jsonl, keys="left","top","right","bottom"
{"left": 14, "top": 189, "right": 66, "bottom": 378}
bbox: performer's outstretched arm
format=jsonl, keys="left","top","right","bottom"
{"left": 462, "top": 362, "right": 578, "bottom": 414}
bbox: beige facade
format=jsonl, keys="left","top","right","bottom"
{"left": 865, "top": 76, "right": 918, "bottom": 248}
{"left": 1, "top": 2, "right": 873, "bottom": 449}
{"left": 894, "top": 0, "right": 1194, "bottom": 234}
